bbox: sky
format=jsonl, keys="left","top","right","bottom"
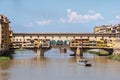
{"left": 0, "top": 0, "right": 120, "bottom": 33}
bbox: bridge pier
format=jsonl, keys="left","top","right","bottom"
{"left": 36, "top": 48, "right": 44, "bottom": 56}
{"left": 36, "top": 47, "right": 51, "bottom": 56}
{"left": 113, "top": 49, "right": 120, "bottom": 55}
{"left": 60, "top": 48, "right": 67, "bottom": 53}
{"left": 76, "top": 47, "right": 83, "bottom": 56}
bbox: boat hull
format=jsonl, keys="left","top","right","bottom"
{"left": 77, "top": 59, "right": 92, "bottom": 67}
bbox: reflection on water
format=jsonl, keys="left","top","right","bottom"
{"left": 0, "top": 49, "right": 120, "bottom": 80}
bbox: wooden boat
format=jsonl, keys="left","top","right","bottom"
{"left": 77, "top": 59, "right": 92, "bottom": 67}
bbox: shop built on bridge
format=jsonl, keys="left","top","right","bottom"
{"left": 10, "top": 33, "right": 116, "bottom": 56}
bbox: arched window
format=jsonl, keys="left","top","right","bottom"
{"left": 73, "top": 36, "right": 75, "bottom": 38}
{"left": 66, "top": 36, "right": 68, "bottom": 38}
{"left": 59, "top": 36, "right": 61, "bottom": 38}
{"left": 30, "top": 36, "right": 32, "bottom": 38}
{"left": 23, "top": 36, "right": 25, "bottom": 38}
{"left": 44, "top": 36, "right": 46, "bottom": 38}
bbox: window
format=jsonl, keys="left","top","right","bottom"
{"left": 2, "top": 31, "right": 4, "bottom": 34}
{"left": 66, "top": 36, "right": 68, "bottom": 38}
{"left": 2, "top": 40, "right": 4, "bottom": 43}
{"left": 52, "top": 36, "right": 54, "bottom": 38}
{"left": 1, "top": 23, "right": 4, "bottom": 25}
{"left": 59, "top": 36, "right": 61, "bottom": 38}
{"left": 73, "top": 36, "right": 75, "bottom": 38}
{"left": 44, "top": 36, "right": 46, "bottom": 38}
{"left": 2, "top": 36, "right": 4, "bottom": 38}
{"left": 109, "top": 36, "right": 111, "bottom": 38}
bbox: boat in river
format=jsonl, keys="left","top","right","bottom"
{"left": 77, "top": 59, "right": 92, "bottom": 67}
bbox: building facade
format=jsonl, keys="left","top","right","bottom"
{"left": 94, "top": 24, "right": 120, "bottom": 55}
{"left": 94, "top": 24, "right": 120, "bottom": 33}
{"left": 0, "top": 14, "right": 13, "bottom": 55}
{"left": 12, "top": 33, "right": 115, "bottom": 49}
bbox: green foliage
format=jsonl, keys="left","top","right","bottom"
{"left": 109, "top": 55, "right": 120, "bottom": 61}
{"left": 89, "top": 51, "right": 99, "bottom": 54}
{"left": 0, "top": 56, "right": 10, "bottom": 63}
{"left": 15, "top": 49, "right": 24, "bottom": 51}
{"left": 88, "top": 51, "right": 109, "bottom": 56}
{"left": 14, "top": 49, "right": 24, "bottom": 53}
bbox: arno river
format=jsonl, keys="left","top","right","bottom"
{"left": 0, "top": 49, "right": 120, "bottom": 80}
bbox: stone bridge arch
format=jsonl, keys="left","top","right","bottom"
{"left": 35, "top": 45, "right": 76, "bottom": 56}
{"left": 83, "top": 48, "right": 113, "bottom": 55}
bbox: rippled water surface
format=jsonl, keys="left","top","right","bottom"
{"left": 0, "top": 49, "right": 120, "bottom": 80}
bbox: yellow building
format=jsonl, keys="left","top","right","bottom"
{"left": 0, "top": 14, "right": 12, "bottom": 54}
{"left": 94, "top": 24, "right": 120, "bottom": 33}
{"left": 94, "top": 25, "right": 112, "bottom": 33}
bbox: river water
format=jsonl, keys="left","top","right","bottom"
{"left": 0, "top": 49, "right": 120, "bottom": 80}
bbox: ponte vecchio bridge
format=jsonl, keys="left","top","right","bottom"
{"left": 11, "top": 33, "right": 116, "bottom": 56}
